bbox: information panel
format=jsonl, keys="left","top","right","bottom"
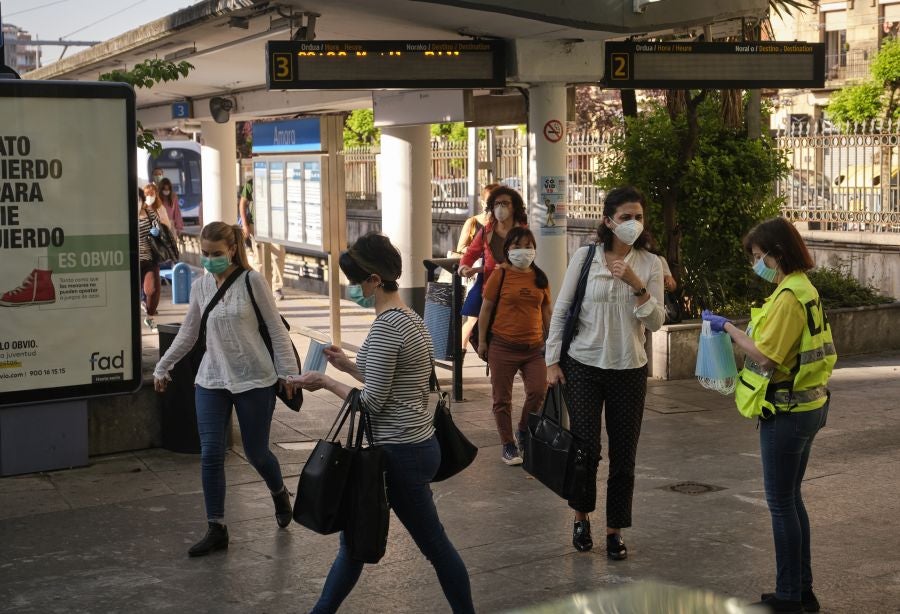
{"left": 0, "top": 80, "right": 140, "bottom": 407}
{"left": 604, "top": 41, "right": 825, "bottom": 89}
{"left": 267, "top": 40, "right": 505, "bottom": 89}
{"left": 253, "top": 155, "right": 324, "bottom": 251}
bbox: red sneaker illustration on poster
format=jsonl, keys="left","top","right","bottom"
{"left": 0, "top": 269, "right": 56, "bottom": 306}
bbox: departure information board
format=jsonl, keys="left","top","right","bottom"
{"left": 604, "top": 41, "right": 825, "bottom": 89}
{"left": 266, "top": 40, "right": 505, "bottom": 89}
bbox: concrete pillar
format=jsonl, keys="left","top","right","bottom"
{"left": 200, "top": 119, "right": 237, "bottom": 226}
{"left": 528, "top": 83, "right": 569, "bottom": 295}
{"left": 378, "top": 124, "right": 431, "bottom": 314}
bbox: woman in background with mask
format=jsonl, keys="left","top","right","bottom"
{"left": 138, "top": 183, "right": 171, "bottom": 329}
{"left": 545, "top": 186, "right": 664, "bottom": 558}
{"left": 152, "top": 222, "right": 297, "bottom": 558}
{"left": 703, "top": 217, "right": 835, "bottom": 614}
{"left": 457, "top": 186, "right": 528, "bottom": 350}
{"left": 291, "top": 232, "right": 474, "bottom": 614}
{"left": 476, "top": 227, "right": 553, "bottom": 466}
{"left": 157, "top": 177, "right": 184, "bottom": 239}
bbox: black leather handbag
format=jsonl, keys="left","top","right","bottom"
{"left": 245, "top": 274, "right": 303, "bottom": 412}
{"left": 292, "top": 391, "right": 360, "bottom": 533}
{"left": 344, "top": 406, "right": 390, "bottom": 564}
{"left": 523, "top": 385, "right": 589, "bottom": 500}
{"left": 430, "top": 371, "right": 478, "bottom": 482}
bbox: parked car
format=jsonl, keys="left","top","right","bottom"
{"left": 431, "top": 178, "right": 468, "bottom": 212}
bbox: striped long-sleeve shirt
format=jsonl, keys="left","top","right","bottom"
{"left": 356, "top": 308, "right": 435, "bottom": 445}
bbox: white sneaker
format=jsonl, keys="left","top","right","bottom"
{"left": 273, "top": 289, "right": 284, "bottom": 301}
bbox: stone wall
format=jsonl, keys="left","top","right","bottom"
{"left": 648, "top": 302, "right": 900, "bottom": 380}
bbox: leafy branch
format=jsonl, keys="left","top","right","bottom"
{"left": 99, "top": 59, "right": 195, "bottom": 157}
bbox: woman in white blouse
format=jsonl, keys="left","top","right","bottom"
{"left": 153, "top": 222, "right": 299, "bottom": 557}
{"left": 545, "top": 186, "right": 665, "bottom": 559}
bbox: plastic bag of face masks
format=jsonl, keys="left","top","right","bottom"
{"left": 695, "top": 320, "right": 738, "bottom": 395}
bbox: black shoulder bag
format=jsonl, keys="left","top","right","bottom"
{"left": 561, "top": 243, "right": 597, "bottom": 355}
{"left": 396, "top": 309, "right": 479, "bottom": 482}
{"left": 245, "top": 273, "right": 303, "bottom": 412}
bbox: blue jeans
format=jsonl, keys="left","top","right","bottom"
{"left": 311, "top": 436, "right": 474, "bottom": 614}
{"left": 759, "top": 401, "right": 829, "bottom": 601}
{"left": 195, "top": 385, "right": 285, "bottom": 522}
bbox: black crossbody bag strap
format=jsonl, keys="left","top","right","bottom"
{"left": 562, "top": 244, "right": 597, "bottom": 355}
{"left": 197, "top": 267, "right": 246, "bottom": 343}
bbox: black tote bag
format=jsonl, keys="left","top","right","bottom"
{"left": 523, "top": 385, "right": 589, "bottom": 500}
{"left": 344, "top": 407, "right": 390, "bottom": 564}
{"left": 430, "top": 371, "right": 478, "bottom": 482}
{"left": 292, "top": 391, "right": 360, "bottom": 533}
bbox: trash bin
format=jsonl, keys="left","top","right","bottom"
{"left": 157, "top": 323, "right": 202, "bottom": 454}
{"left": 423, "top": 282, "right": 454, "bottom": 360}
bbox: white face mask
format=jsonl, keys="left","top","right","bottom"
{"left": 507, "top": 248, "right": 536, "bottom": 269}
{"left": 610, "top": 218, "right": 643, "bottom": 246}
{"left": 493, "top": 204, "right": 511, "bottom": 222}
{"left": 145, "top": 195, "right": 156, "bottom": 206}
{"left": 162, "top": 189, "right": 171, "bottom": 196}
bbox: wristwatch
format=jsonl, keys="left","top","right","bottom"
{"left": 633, "top": 286, "right": 647, "bottom": 297}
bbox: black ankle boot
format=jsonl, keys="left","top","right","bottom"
{"left": 572, "top": 520, "right": 593, "bottom": 552}
{"left": 751, "top": 594, "right": 803, "bottom": 613}
{"left": 188, "top": 522, "right": 229, "bottom": 557}
{"left": 272, "top": 487, "right": 292, "bottom": 528}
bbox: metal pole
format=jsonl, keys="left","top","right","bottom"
{"left": 451, "top": 265, "right": 464, "bottom": 402}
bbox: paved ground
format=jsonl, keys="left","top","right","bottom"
{"left": 1, "top": 285, "right": 899, "bottom": 613}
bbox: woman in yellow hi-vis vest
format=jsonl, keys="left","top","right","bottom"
{"left": 703, "top": 217, "right": 836, "bottom": 614}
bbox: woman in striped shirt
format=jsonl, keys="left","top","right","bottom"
{"left": 292, "top": 232, "right": 474, "bottom": 614}
{"left": 138, "top": 183, "right": 171, "bottom": 330}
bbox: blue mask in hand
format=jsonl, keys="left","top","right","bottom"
{"left": 347, "top": 283, "right": 375, "bottom": 308}
{"left": 752, "top": 253, "right": 778, "bottom": 283}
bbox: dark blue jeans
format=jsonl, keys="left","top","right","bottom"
{"left": 759, "top": 401, "right": 829, "bottom": 601}
{"left": 311, "top": 436, "right": 474, "bottom": 614}
{"left": 195, "top": 385, "right": 285, "bottom": 522}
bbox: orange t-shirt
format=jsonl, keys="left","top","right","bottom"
{"left": 482, "top": 265, "right": 551, "bottom": 345}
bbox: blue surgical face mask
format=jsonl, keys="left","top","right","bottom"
{"left": 201, "top": 255, "right": 231, "bottom": 274}
{"left": 752, "top": 253, "right": 778, "bottom": 283}
{"left": 347, "top": 283, "right": 376, "bottom": 308}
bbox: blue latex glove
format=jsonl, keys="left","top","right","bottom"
{"left": 702, "top": 310, "right": 732, "bottom": 333}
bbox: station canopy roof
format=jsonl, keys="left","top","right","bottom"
{"left": 25, "top": 0, "right": 768, "bottom": 125}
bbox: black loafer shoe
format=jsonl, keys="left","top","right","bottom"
{"left": 606, "top": 533, "right": 627, "bottom": 560}
{"left": 272, "top": 487, "right": 292, "bottom": 528}
{"left": 760, "top": 591, "right": 819, "bottom": 613}
{"left": 751, "top": 595, "right": 803, "bottom": 613}
{"left": 188, "top": 522, "right": 229, "bottom": 557}
{"left": 572, "top": 520, "right": 593, "bottom": 552}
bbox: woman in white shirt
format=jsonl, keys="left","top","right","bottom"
{"left": 153, "top": 222, "right": 299, "bottom": 557}
{"left": 545, "top": 186, "right": 665, "bottom": 559}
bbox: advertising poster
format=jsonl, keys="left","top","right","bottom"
{"left": 0, "top": 81, "right": 140, "bottom": 406}
{"left": 539, "top": 175, "right": 567, "bottom": 236}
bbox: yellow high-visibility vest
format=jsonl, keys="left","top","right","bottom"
{"left": 735, "top": 272, "right": 837, "bottom": 418}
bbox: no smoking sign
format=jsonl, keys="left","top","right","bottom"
{"left": 543, "top": 119, "right": 563, "bottom": 143}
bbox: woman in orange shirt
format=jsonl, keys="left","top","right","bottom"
{"left": 476, "top": 227, "right": 552, "bottom": 465}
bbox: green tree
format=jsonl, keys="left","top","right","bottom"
{"left": 601, "top": 96, "right": 788, "bottom": 315}
{"left": 826, "top": 83, "right": 884, "bottom": 124}
{"left": 99, "top": 59, "right": 194, "bottom": 157}
{"left": 826, "top": 38, "right": 900, "bottom": 123}
{"left": 343, "top": 109, "right": 380, "bottom": 148}
{"left": 430, "top": 122, "right": 468, "bottom": 141}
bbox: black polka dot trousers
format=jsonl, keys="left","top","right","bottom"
{"left": 562, "top": 356, "right": 648, "bottom": 529}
